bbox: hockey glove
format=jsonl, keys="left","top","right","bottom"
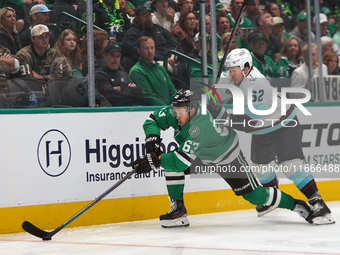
{"left": 145, "top": 134, "right": 163, "bottom": 156}
{"left": 132, "top": 152, "right": 161, "bottom": 174}
{"left": 207, "top": 99, "right": 228, "bottom": 120}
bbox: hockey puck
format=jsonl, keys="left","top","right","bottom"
{"left": 42, "top": 236, "right": 51, "bottom": 241}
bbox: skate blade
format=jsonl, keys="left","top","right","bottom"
{"left": 161, "top": 216, "right": 190, "bottom": 228}
{"left": 257, "top": 206, "right": 277, "bottom": 217}
{"left": 312, "top": 214, "right": 335, "bottom": 225}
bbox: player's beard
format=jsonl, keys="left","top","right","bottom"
{"left": 144, "top": 21, "right": 153, "bottom": 30}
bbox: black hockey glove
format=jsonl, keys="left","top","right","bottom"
{"left": 145, "top": 134, "right": 163, "bottom": 156}
{"left": 207, "top": 99, "right": 228, "bottom": 120}
{"left": 132, "top": 152, "right": 161, "bottom": 174}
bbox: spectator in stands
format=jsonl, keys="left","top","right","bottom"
{"left": 248, "top": 31, "right": 277, "bottom": 78}
{"left": 84, "top": 0, "right": 131, "bottom": 43}
{"left": 253, "top": 11, "right": 281, "bottom": 62}
{"left": 151, "top": 0, "right": 175, "bottom": 31}
{"left": 218, "top": 32, "right": 236, "bottom": 61}
{"left": 80, "top": 29, "right": 108, "bottom": 77}
{"left": 0, "top": 44, "right": 20, "bottom": 93}
{"left": 119, "top": 0, "right": 135, "bottom": 21}
{"left": 194, "top": 14, "right": 211, "bottom": 52}
{"left": 244, "top": 0, "right": 260, "bottom": 23}
{"left": 272, "top": 17, "right": 290, "bottom": 49}
{"left": 174, "top": 0, "right": 195, "bottom": 24}
{"left": 290, "top": 11, "right": 316, "bottom": 49}
{"left": 121, "top": 5, "right": 182, "bottom": 73}
{"left": 217, "top": 13, "right": 230, "bottom": 37}
{"left": 216, "top": 14, "right": 230, "bottom": 51}
{"left": 15, "top": 24, "right": 56, "bottom": 87}
{"left": 227, "top": 0, "right": 253, "bottom": 29}
{"left": 323, "top": 50, "right": 340, "bottom": 75}
{"left": 20, "top": 4, "right": 55, "bottom": 48}
{"left": 95, "top": 43, "right": 144, "bottom": 106}
{"left": 0, "top": 7, "right": 21, "bottom": 55}
{"left": 321, "top": 36, "right": 340, "bottom": 56}
{"left": 321, "top": 0, "right": 340, "bottom": 23}
{"left": 313, "top": 13, "right": 332, "bottom": 38}
{"left": 276, "top": 37, "right": 304, "bottom": 78}
{"left": 264, "top": 2, "right": 293, "bottom": 32}
{"left": 50, "top": 29, "right": 82, "bottom": 79}
{"left": 129, "top": 36, "right": 177, "bottom": 105}
{"left": 171, "top": 11, "right": 198, "bottom": 56}
{"left": 290, "top": 43, "right": 328, "bottom": 98}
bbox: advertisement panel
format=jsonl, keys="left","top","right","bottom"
{"left": 0, "top": 105, "right": 339, "bottom": 208}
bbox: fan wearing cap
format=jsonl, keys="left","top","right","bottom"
{"left": 15, "top": 24, "right": 56, "bottom": 87}
{"left": 271, "top": 16, "right": 291, "bottom": 47}
{"left": 312, "top": 13, "right": 332, "bottom": 38}
{"left": 248, "top": 31, "right": 278, "bottom": 78}
{"left": 82, "top": 0, "right": 131, "bottom": 44}
{"left": 121, "top": 4, "right": 182, "bottom": 73}
{"left": 289, "top": 11, "right": 316, "bottom": 48}
{"left": 20, "top": 4, "right": 55, "bottom": 48}
{"left": 95, "top": 42, "right": 144, "bottom": 106}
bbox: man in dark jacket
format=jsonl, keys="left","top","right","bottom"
{"left": 121, "top": 4, "right": 182, "bottom": 73}
{"left": 95, "top": 43, "right": 144, "bottom": 106}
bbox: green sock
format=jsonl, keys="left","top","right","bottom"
{"left": 243, "top": 186, "right": 295, "bottom": 210}
{"left": 167, "top": 184, "right": 184, "bottom": 201}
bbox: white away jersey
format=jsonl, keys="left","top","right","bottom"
{"left": 218, "top": 67, "right": 297, "bottom": 135}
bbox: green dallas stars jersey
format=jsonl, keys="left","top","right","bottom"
{"left": 143, "top": 103, "right": 240, "bottom": 172}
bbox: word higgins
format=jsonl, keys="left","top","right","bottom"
{"left": 85, "top": 137, "right": 178, "bottom": 168}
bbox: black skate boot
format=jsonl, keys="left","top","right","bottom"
{"left": 292, "top": 199, "right": 313, "bottom": 224}
{"left": 308, "top": 196, "right": 335, "bottom": 225}
{"left": 160, "top": 200, "right": 189, "bottom": 228}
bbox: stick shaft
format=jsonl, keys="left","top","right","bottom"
{"left": 216, "top": 2, "right": 248, "bottom": 84}
{"left": 23, "top": 169, "right": 136, "bottom": 239}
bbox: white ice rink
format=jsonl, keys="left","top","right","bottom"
{"left": 1, "top": 201, "right": 340, "bottom": 255}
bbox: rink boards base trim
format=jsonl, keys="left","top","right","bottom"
{"left": 1, "top": 179, "right": 339, "bottom": 235}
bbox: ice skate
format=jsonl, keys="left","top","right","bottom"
{"left": 256, "top": 204, "right": 277, "bottom": 217}
{"left": 308, "top": 196, "right": 335, "bottom": 225}
{"left": 292, "top": 199, "right": 313, "bottom": 223}
{"left": 160, "top": 200, "right": 189, "bottom": 228}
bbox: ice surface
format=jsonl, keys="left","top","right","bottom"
{"left": 1, "top": 201, "right": 340, "bottom": 255}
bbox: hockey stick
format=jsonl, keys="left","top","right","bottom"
{"left": 22, "top": 169, "right": 136, "bottom": 241}
{"left": 215, "top": 0, "right": 254, "bottom": 84}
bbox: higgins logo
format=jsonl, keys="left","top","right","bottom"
{"left": 37, "top": 129, "right": 71, "bottom": 177}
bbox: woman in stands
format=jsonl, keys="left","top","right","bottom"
{"left": 0, "top": 7, "right": 22, "bottom": 54}
{"left": 322, "top": 51, "right": 340, "bottom": 75}
{"left": 50, "top": 29, "right": 82, "bottom": 79}
{"left": 275, "top": 37, "right": 304, "bottom": 78}
{"left": 170, "top": 11, "right": 198, "bottom": 56}
{"left": 80, "top": 29, "right": 108, "bottom": 76}
{"left": 218, "top": 32, "right": 237, "bottom": 62}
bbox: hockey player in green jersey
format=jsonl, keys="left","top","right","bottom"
{"left": 132, "top": 89, "right": 316, "bottom": 228}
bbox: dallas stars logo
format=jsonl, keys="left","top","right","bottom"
{"left": 189, "top": 125, "right": 200, "bottom": 137}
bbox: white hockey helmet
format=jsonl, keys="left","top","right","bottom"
{"left": 224, "top": 48, "right": 252, "bottom": 76}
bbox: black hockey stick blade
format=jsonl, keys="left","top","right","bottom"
{"left": 22, "top": 221, "right": 54, "bottom": 240}
{"left": 22, "top": 168, "right": 136, "bottom": 240}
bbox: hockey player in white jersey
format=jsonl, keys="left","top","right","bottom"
{"left": 216, "top": 48, "right": 334, "bottom": 225}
